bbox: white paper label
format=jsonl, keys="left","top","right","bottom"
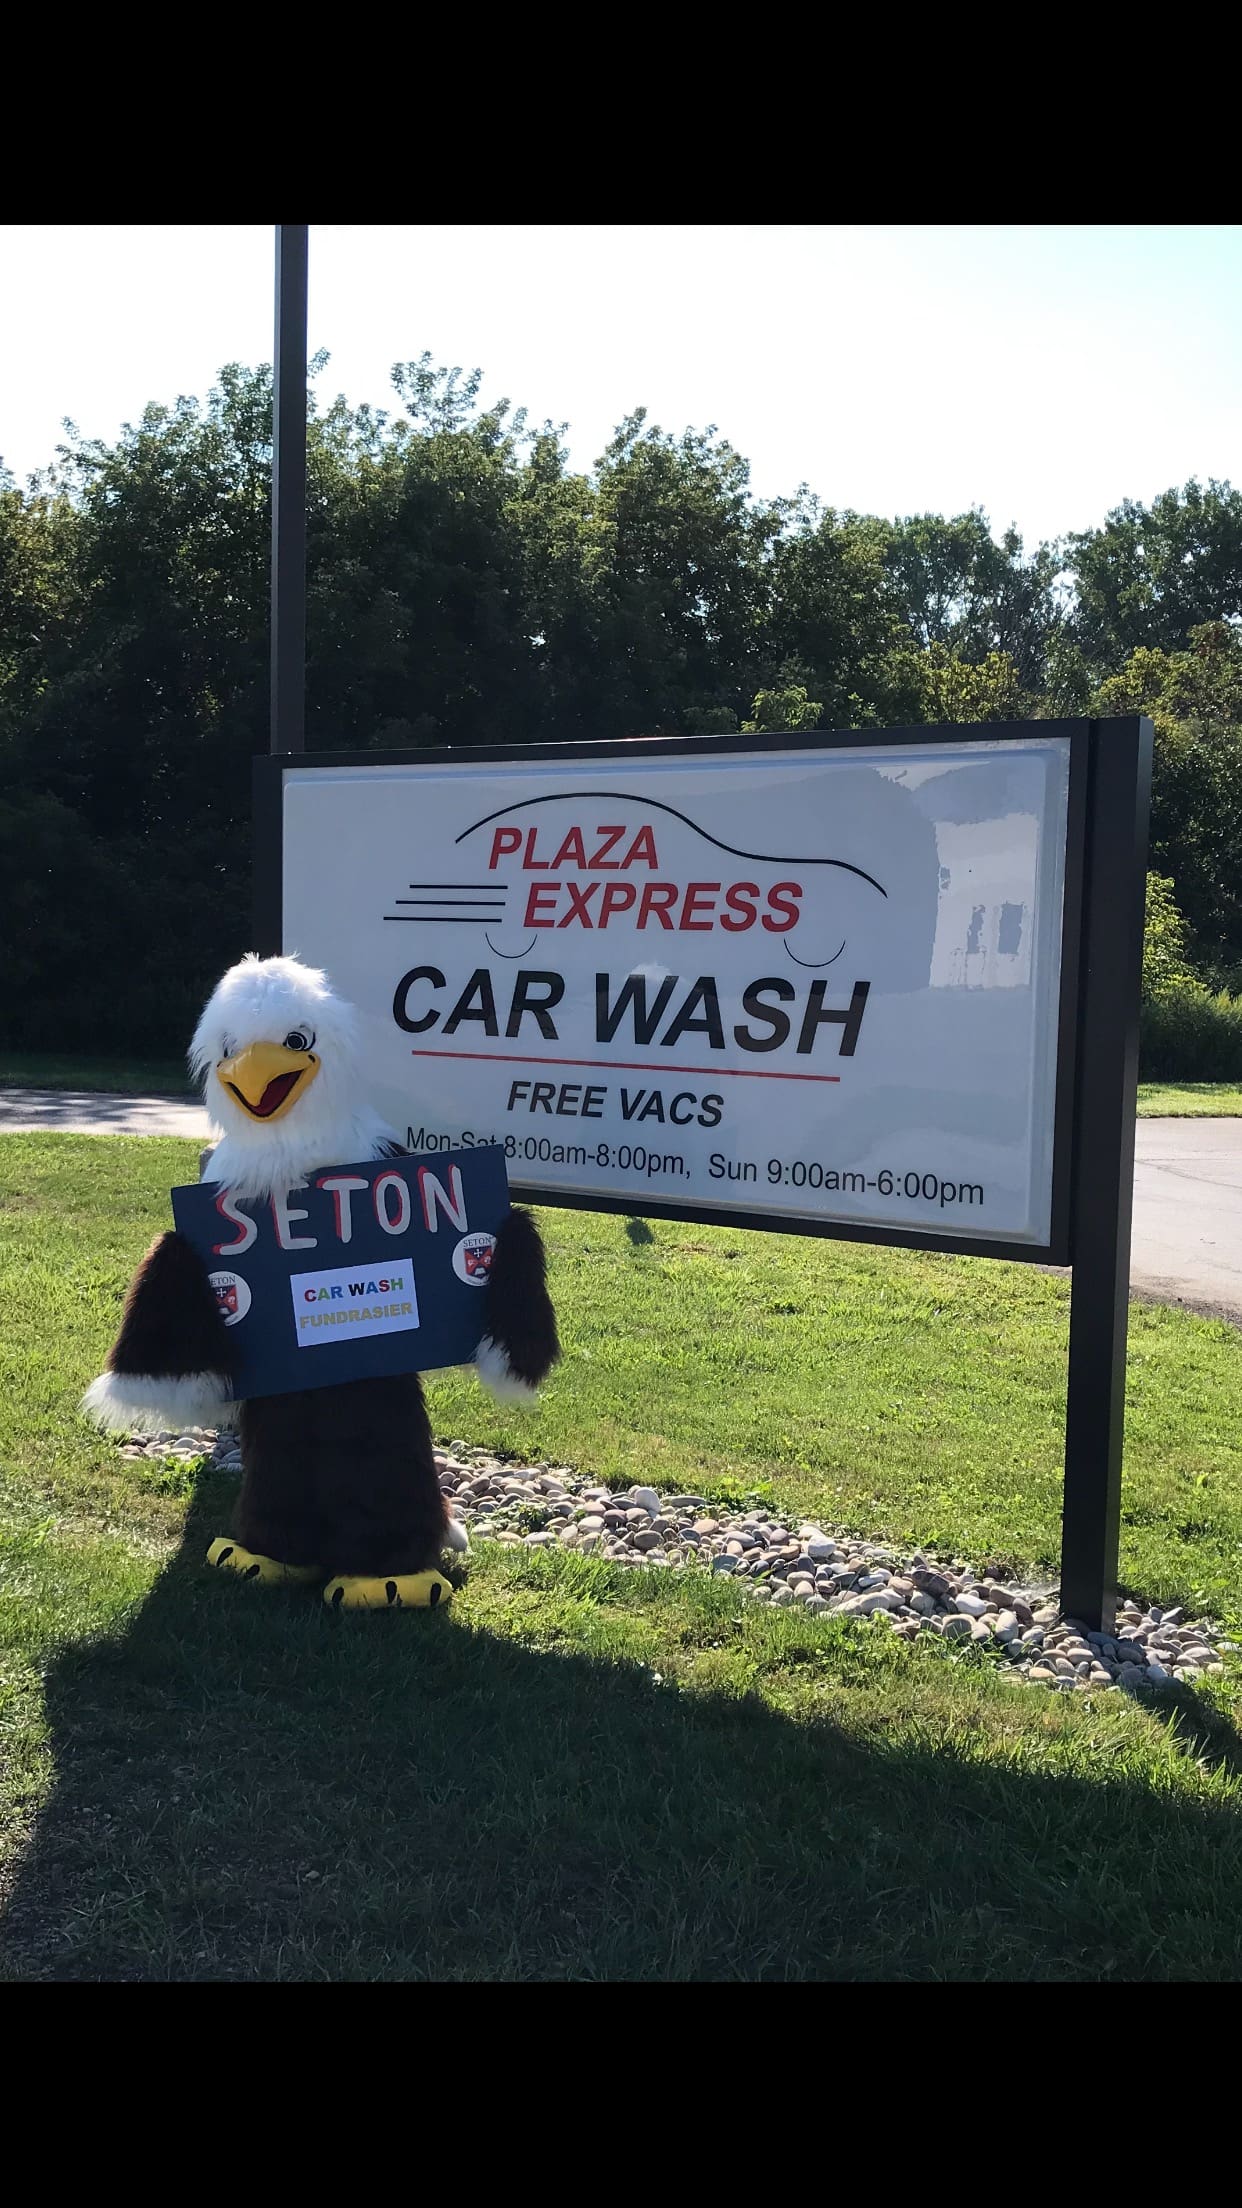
{"left": 290, "top": 1261, "right": 420, "bottom": 1347}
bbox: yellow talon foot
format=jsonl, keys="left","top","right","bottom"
{"left": 323, "top": 1570, "right": 454, "bottom": 1611}
{"left": 206, "top": 1538, "right": 323, "bottom": 1587}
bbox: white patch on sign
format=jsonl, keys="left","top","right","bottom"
{"left": 452, "top": 1231, "right": 497, "bottom": 1286}
{"left": 290, "top": 1261, "right": 421, "bottom": 1348}
{"left": 209, "top": 1270, "right": 252, "bottom": 1326}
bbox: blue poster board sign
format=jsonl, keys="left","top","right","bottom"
{"left": 171, "top": 1147, "right": 511, "bottom": 1400}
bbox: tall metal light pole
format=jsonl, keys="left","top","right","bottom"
{"left": 271, "top": 224, "right": 308, "bottom": 754}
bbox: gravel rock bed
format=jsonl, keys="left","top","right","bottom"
{"left": 123, "top": 1428, "right": 1234, "bottom": 1693}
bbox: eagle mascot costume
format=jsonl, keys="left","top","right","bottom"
{"left": 83, "top": 953, "right": 560, "bottom": 1610}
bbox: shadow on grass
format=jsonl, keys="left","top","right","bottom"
{"left": 4, "top": 1483, "right": 1242, "bottom": 1982}
{"left": 624, "top": 1216, "right": 655, "bottom": 1247}
{"left": 1143, "top": 1681, "right": 1242, "bottom": 1780}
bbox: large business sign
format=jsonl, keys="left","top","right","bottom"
{"left": 258, "top": 730, "right": 1084, "bottom": 1262}
{"left": 171, "top": 1148, "right": 511, "bottom": 1398}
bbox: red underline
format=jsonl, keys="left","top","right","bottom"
{"left": 409, "top": 1048, "right": 840, "bottom": 1084}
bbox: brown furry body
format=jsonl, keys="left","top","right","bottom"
{"left": 235, "top": 1372, "right": 448, "bottom": 1576}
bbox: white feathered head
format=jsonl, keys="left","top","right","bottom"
{"left": 190, "top": 955, "right": 394, "bottom": 1197}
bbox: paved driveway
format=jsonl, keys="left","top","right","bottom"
{"left": 0, "top": 1088, "right": 210, "bottom": 1139}
{"left": 2, "top": 1092, "right": 1240, "bottom": 1322}
{"left": 1131, "top": 1119, "right": 1242, "bottom": 1322}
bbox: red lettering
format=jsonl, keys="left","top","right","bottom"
{"left": 316, "top": 1173, "right": 369, "bottom": 1243}
{"left": 637, "top": 882, "right": 679, "bottom": 929}
{"left": 679, "top": 882, "right": 721, "bottom": 931}
{"left": 523, "top": 827, "right": 550, "bottom": 869}
{"left": 559, "top": 880, "right": 601, "bottom": 927}
{"left": 525, "top": 882, "right": 560, "bottom": 927}
{"left": 374, "top": 1171, "right": 413, "bottom": 1236}
{"left": 626, "top": 826, "right": 659, "bottom": 868}
{"left": 592, "top": 826, "right": 626, "bottom": 869}
{"left": 763, "top": 882, "right": 803, "bottom": 933}
{"left": 213, "top": 1189, "right": 258, "bottom": 1256}
{"left": 550, "top": 826, "right": 588, "bottom": 869}
{"left": 599, "top": 882, "right": 637, "bottom": 925}
{"left": 721, "top": 883, "right": 760, "bottom": 931}
{"left": 489, "top": 827, "right": 521, "bottom": 869}
{"left": 270, "top": 1190, "right": 316, "bottom": 1252}
{"left": 417, "top": 1164, "right": 468, "bottom": 1233}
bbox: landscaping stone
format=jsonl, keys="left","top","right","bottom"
{"left": 116, "top": 1426, "right": 1234, "bottom": 1697}
{"left": 940, "top": 1613, "right": 974, "bottom": 1641}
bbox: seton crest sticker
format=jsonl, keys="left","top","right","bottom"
{"left": 453, "top": 1231, "right": 497, "bottom": 1286}
{"left": 209, "top": 1269, "right": 252, "bottom": 1326}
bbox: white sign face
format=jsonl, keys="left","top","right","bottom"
{"left": 280, "top": 738, "right": 1073, "bottom": 1247}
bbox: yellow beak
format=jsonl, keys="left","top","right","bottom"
{"left": 217, "top": 1040, "right": 319, "bottom": 1122}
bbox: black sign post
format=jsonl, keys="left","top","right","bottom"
{"left": 1060, "top": 716, "right": 1153, "bottom": 1630}
{"left": 271, "top": 222, "right": 308, "bottom": 757}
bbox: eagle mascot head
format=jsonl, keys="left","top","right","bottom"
{"left": 191, "top": 954, "right": 394, "bottom": 1199}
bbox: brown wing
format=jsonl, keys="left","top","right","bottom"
{"left": 82, "top": 1231, "right": 236, "bottom": 1435}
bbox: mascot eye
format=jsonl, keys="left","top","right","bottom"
{"left": 284, "top": 1029, "right": 313, "bottom": 1052}
{"left": 221, "top": 1037, "right": 237, "bottom": 1060}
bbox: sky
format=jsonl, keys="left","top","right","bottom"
{"left": 2, "top": 224, "right": 1240, "bottom": 546}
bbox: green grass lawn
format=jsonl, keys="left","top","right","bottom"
{"left": 2, "top": 1132, "right": 1241, "bottom": 1981}
{"left": 1136, "top": 1083, "right": 1242, "bottom": 1117}
{"left": 3, "top": 1054, "right": 1241, "bottom": 1119}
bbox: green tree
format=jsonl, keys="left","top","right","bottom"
{"left": 1096, "top": 624, "right": 1242, "bottom": 976}
{"left": 742, "top": 684, "right": 822, "bottom": 733}
{"left": 916, "top": 643, "right": 1023, "bottom": 723}
{"left": 763, "top": 505, "right": 919, "bottom": 727}
{"left": 1142, "top": 872, "right": 1196, "bottom": 1000}
{"left": 1070, "top": 479, "right": 1242, "bottom": 667}
{"left": 576, "top": 410, "right": 782, "bottom": 736}
{"left": 880, "top": 510, "right": 1064, "bottom": 688}
{"left": 311, "top": 357, "right": 544, "bottom": 750}
{"left": 0, "top": 472, "right": 78, "bottom": 741}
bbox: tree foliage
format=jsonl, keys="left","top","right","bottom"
{"left": 2, "top": 355, "right": 1241, "bottom": 1052}
{"left": 1095, "top": 624, "right": 1242, "bottom": 978}
{"left": 1071, "top": 480, "right": 1242, "bottom": 667}
{"left": 1142, "top": 873, "right": 1196, "bottom": 1000}
{"left": 880, "top": 511, "right": 1065, "bottom": 689}
{"left": 743, "top": 685, "right": 823, "bottom": 734}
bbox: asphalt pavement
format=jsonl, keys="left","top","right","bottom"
{"left": 1130, "top": 1118, "right": 1242, "bottom": 1322}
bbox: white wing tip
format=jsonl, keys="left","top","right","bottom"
{"left": 81, "top": 1369, "right": 232, "bottom": 1435}
{"left": 474, "top": 1336, "right": 539, "bottom": 1407}
{"left": 443, "top": 1516, "right": 471, "bottom": 1554}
